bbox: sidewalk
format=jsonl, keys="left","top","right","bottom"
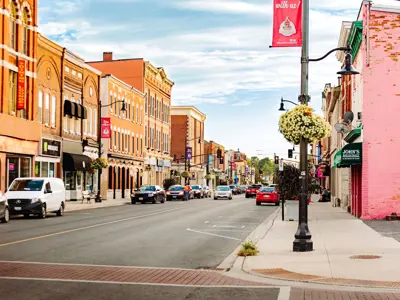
{"left": 242, "top": 200, "right": 400, "bottom": 288}
{"left": 65, "top": 198, "right": 130, "bottom": 212}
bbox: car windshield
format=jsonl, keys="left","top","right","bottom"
{"left": 229, "top": 185, "right": 235, "bottom": 189}
{"left": 260, "top": 187, "right": 275, "bottom": 193}
{"left": 169, "top": 186, "right": 183, "bottom": 191}
{"left": 191, "top": 186, "right": 200, "bottom": 190}
{"left": 139, "top": 186, "right": 156, "bottom": 192}
{"left": 250, "top": 185, "right": 262, "bottom": 189}
{"left": 216, "top": 186, "right": 230, "bottom": 191}
{"left": 9, "top": 179, "right": 44, "bottom": 192}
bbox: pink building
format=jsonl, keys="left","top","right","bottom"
{"left": 334, "top": 0, "right": 400, "bottom": 220}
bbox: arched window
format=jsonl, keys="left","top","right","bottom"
{"left": 22, "top": 8, "right": 29, "bottom": 55}
{"left": 10, "top": 1, "right": 17, "bottom": 50}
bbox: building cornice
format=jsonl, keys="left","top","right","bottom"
{"left": 171, "top": 106, "right": 206, "bottom": 122}
{"left": 336, "top": 21, "right": 352, "bottom": 63}
{"left": 104, "top": 74, "right": 145, "bottom": 96}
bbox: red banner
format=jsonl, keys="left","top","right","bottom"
{"left": 17, "top": 60, "right": 26, "bottom": 110}
{"left": 272, "top": 0, "right": 303, "bottom": 48}
{"left": 101, "top": 117, "right": 111, "bottom": 138}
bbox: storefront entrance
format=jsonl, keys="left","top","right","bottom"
{"left": 7, "top": 156, "right": 31, "bottom": 187}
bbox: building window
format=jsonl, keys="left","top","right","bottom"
{"left": 144, "top": 126, "right": 148, "bottom": 147}
{"left": 122, "top": 133, "right": 125, "bottom": 151}
{"left": 8, "top": 71, "right": 17, "bottom": 115}
{"left": 140, "top": 108, "right": 143, "bottom": 124}
{"left": 136, "top": 105, "right": 139, "bottom": 123}
{"left": 137, "top": 137, "right": 139, "bottom": 153}
{"left": 10, "top": 1, "right": 17, "bottom": 50}
{"left": 87, "top": 107, "right": 92, "bottom": 135}
{"left": 109, "top": 94, "right": 113, "bottom": 113}
{"left": 114, "top": 130, "right": 117, "bottom": 148}
{"left": 22, "top": 9, "right": 29, "bottom": 55}
{"left": 114, "top": 96, "right": 117, "bottom": 115}
{"left": 37, "top": 90, "right": 43, "bottom": 123}
{"left": 110, "top": 129, "right": 113, "bottom": 150}
{"left": 145, "top": 95, "right": 148, "bottom": 115}
{"left": 45, "top": 93, "right": 50, "bottom": 125}
{"left": 118, "top": 132, "right": 120, "bottom": 150}
{"left": 132, "top": 136, "right": 135, "bottom": 153}
{"left": 140, "top": 138, "right": 143, "bottom": 155}
{"left": 51, "top": 96, "right": 56, "bottom": 127}
{"left": 132, "top": 103, "right": 135, "bottom": 121}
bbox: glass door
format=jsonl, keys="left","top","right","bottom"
{"left": 7, "top": 158, "right": 19, "bottom": 187}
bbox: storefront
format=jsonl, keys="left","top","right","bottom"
{"left": 334, "top": 142, "right": 362, "bottom": 217}
{"left": 0, "top": 136, "right": 38, "bottom": 190}
{"left": 62, "top": 140, "right": 94, "bottom": 201}
{"left": 35, "top": 138, "right": 62, "bottom": 178}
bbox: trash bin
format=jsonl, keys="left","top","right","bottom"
{"left": 285, "top": 200, "right": 299, "bottom": 221}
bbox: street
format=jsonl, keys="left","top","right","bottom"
{"left": 0, "top": 195, "right": 282, "bottom": 299}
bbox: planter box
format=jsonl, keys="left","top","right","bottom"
{"left": 285, "top": 200, "right": 299, "bottom": 221}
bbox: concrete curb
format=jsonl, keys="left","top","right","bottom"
{"left": 217, "top": 208, "right": 281, "bottom": 270}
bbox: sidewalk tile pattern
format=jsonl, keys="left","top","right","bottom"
{"left": 254, "top": 269, "right": 400, "bottom": 288}
{"left": 291, "top": 288, "right": 400, "bottom": 300}
{"left": 0, "top": 262, "right": 267, "bottom": 286}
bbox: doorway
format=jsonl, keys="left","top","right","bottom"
{"left": 121, "top": 167, "right": 126, "bottom": 199}
{"left": 7, "top": 156, "right": 31, "bottom": 187}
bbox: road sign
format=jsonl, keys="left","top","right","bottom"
{"left": 279, "top": 158, "right": 284, "bottom": 171}
{"left": 186, "top": 147, "right": 192, "bottom": 160}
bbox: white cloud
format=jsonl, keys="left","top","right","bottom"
{"left": 173, "top": 0, "right": 271, "bottom": 15}
{"left": 232, "top": 101, "right": 252, "bottom": 106}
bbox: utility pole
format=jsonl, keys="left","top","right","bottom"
{"left": 293, "top": 0, "right": 313, "bottom": 252}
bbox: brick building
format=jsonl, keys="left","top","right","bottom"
{"left": 171, "top": 106, "right": 206, "bottom": 185}
{"left": 204, "top": 141, "right": 225, "bottom": 187}
{"left": 87, "top": 53, "right": 174, "bottom": 186}
{"left": 331, "top": 1, "right": 400, "bottom": 219}
{"left": 0, "top": 0, "right": 40, "bottom": 190}
{"left": 100, "top": 74, "right": 145, "bottom": 200}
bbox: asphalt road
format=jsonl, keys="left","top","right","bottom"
{"left": 0, "top": 194, "right": 278, "bottom": 269}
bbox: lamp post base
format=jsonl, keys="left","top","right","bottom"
{"left": 293, "top": 222, "right": 313, "bottom": 252}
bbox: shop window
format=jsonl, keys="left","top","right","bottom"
{"left": 41, "top": 162, "right": 49, "bottom": 177}
{"left": 8, "top": 71, "right": 17, "bottom": 115}
{"left": 64, "top": 171, "right": 76, "bottom": 190}
{"left": 7, "top": 157, "right": 32, "bottom": 187}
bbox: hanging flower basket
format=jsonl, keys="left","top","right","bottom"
{"left": 278, "top": 105, "right": 331, "bottom": 145}
{"left": 181, "top": 171, "right": 190, "bottom": 178}
{"left": 205, "top": 174, "right": 211, "bottom": 180}
{"left": 91, "top": 157, "right": 108, "bottom": 170}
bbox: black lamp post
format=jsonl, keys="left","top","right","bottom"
{"left": 185, "top": 136, "right": 202, "bottom": 185}
{"left": 293, "top": 0, "right": 359, "bottom": 253}
{"left": 94, "top": 99, "right": 126, "bottom": 202}
{"left": 279, "top": 97, "right": 299, "bottom": 111}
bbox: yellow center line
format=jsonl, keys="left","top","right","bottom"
{"left": 0, "top": 207, "right": 184, "bottom": 248}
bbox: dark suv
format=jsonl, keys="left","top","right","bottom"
{"left": 131, "top": 185, "right": 165, "bottom": 204}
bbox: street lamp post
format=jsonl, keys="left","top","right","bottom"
{"left": 293, "top": 0, "right": 359, "bottom": 252}
{"left": 184, "top": 136, "right": 201, "bottom": 185}
{"left": 94, "top": 99, "right": 126, "bottom": 202}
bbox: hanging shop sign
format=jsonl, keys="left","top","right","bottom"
{"left": 17, "top": 60, "right": 26, "bottom": 110}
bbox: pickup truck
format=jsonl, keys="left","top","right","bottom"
{"left": 245, "top": 184, "right": 263, "bottom": 198}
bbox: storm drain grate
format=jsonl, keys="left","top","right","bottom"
{"left": 349, "top": 255, "right": 381, "bottom": 260}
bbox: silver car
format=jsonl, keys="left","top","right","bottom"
{"left": 214, "top": 186, "right": 233, "bottom": 200}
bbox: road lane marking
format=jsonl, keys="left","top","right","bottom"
{"left": 186, "top": 228, "right": 241, "bottom": 241}
{"left": 204, "top": 221, "right": 209, "bottom": 223}
{"left": 0, "top": 207, "right": 185, "bottom": 248}
{"left": 277, "top": 286, "right": 291, "bottom": 300}
{"left": 212, "top": 225, "right": 245, "bottom": 228}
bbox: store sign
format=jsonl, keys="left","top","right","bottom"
{"left": 101, "top": 118, "right": 111, "bottom": 138}
{"left": 17, "top": 60, "right": 26, "bottom": 110}
{"left": 42, "top": 139, "right": 61, "bottom": 157}
{"left": 272, "top": 0, "right": 303, "bottom": 48}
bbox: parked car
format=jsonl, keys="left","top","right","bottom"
{"left": 229, "top": 185, "right": 240, "bottom": 195}
{"left": 214, "top": 186, "right": 233, "bottom": 200}
{"left": 202, "top": 186, "right": 211, "bottom": 198}
{"left": 166, "top": 185, "right": 194, "bottom": 201}
{"left": 131, "top": 185, "right": 165, "bottom": 204}
{"left": 256, "top": 187, "right": 280, "bottom": 206}
{"left": 0, "top": 192, "right": 9, "bottom": 223}
{"left": 245, "top": 184, "right": 263, "bottom": 198}
{"left": 240, "top": 185, "right": 248, "bottom": 194}
{"left": 6, "top": 178, "right": 66, "bottom": 218}
{"left": 191, "top": 185, "right": 204, "bottom": 198}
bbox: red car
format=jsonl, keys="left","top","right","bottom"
{"left": 245, "top": 184, "right": 263, "bottom": 198}
{"left": 256, "top": 187, "right": 280, "bottom": 206}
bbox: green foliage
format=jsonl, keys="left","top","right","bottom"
{"left": 238, "top": 240, "right": 259, "bottom": 257}
{"left": 91, "top": 158, "right": 108, "bottom": 170}
{"left": 181, "top": 171, "right": 190, "bottom": 178}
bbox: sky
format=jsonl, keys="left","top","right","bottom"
{"left": 38, "top": 0, "right": 362, "bottom": 159}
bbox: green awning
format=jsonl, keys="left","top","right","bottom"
{"left": 333, "top": 143, "right": 362, "bottom": 168}
{"left": 344, "top": 128, "right": 362, "bottom": 143}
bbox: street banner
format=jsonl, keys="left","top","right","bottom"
{"left": 186, "top": 147, "right": 192, "bottom": 160}
{"left": 17, "top": 60, "right": 26, "bottom": 110}
{"left": 272, "top": 0, "right": 303, "bottom": 48}
{"left": 101, "top": 117, "right": 111, "bottom": 138}
{"left": 279, "top": 158, "right": 284, "bottom": 171}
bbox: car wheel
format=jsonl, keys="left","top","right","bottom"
{"left": 1, "top": 207, "right": 9, "bottom": 223}
{"left": 229, "top": 196, "right": 232, "bottom": 200}
{"left": 214, "top": 197, "right": 217, "bottom": 200}
{"left": 131, "top": 200, "right": 136, "bottom": 204}
{"left": 245, "top": 195, "right": 249, "bottom": 198}
{"left": 275, "top": 201, "right": 280, "bottom": 206}
{"left": 152, "top": 197, "right": 157, "bottom": 204}
{"left": 161, "top": 196, "right": 165, "bottom": 203}
{"left": 38, "top": 204, "right": 47, "bottom": 219}
{"left": 56, "top": 202, "right": 64, "bottom": 216}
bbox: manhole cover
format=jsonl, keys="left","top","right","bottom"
{"left": 350, "top": 255, "right": 381, "bottom": 260}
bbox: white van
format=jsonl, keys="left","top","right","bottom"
{"left": 6, "top": 177, "right": 66, "bottom": 218}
